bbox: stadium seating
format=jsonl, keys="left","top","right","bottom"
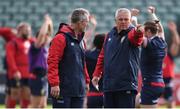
{"left": 0, "top": 0, "right": 180, "bottom": 72}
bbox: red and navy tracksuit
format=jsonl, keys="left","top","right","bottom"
{"left": 93, "top": 25, "right": 143, "bottom": 108}
{"left": 47, "top": 23, "right": 90, "bottom": 108}
{"left": 140, "top": 36, "right": 167, "bottom": 105}
{"left": 162, "top": 53, "right": 175, "bottom": 101}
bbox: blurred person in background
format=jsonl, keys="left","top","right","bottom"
{"left": 0, "top": 27, "right": 17, "bottom": 108}
{"left": 82, "top": 15, "right": 97, "bottom": 50}
{"left": 140, "top": 6, "right": 167, "bottom": 108}
{"left": 81, "top": 15, "right": 97, "bottom": 108}
{"left": 6, "top": 22, "right": 34, "bottom": 108}
{"left": 85, "top": 33, "right": 105, "bottom": 108}
{"left": 28, "top": 14, "right": 53, "bottom": 108}
{"left": 92, "top": 8, "right": 144, "bottom": 108}
{"left": 162, "top": 21, "right": 180, "bottom": 108}
{"left": 0, "top": 27, "right": 17, "bottom": 42}
{"left": 47, "top": 8, "right": 90, "bottom": 108}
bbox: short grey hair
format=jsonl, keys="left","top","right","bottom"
{"left": 114, "top": 8, "right": 131, "bottom": 19}
{"left": 70, "top": 8, "right": 90, "bottom": 23}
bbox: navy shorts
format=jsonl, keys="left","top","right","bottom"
{"left": 140, "top": 85, "right": 164, "bottom": 105}
{"left": 104, "top": 90, "right": 137, "bottom": 108}
{"left": 52, "top": 96, "right": 84, "bottom": 108}
{"left": 9, "top": 78, "right": 29, "bottom": 88}
{"left": 87, "top": 95, "right": 103, "bottom": 108}
{"left": 163, "top": 78, "right": 173, "bottom": 101}
{"left": 29, "top": 76, "right": 48, "bottom": 96}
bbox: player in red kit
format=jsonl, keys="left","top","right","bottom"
{"left": 0, "top": 27, "right": 17, "bottom": 108}
{"left": 6, "top": 22, "right": 34, "bottom": 108}
{"left": 162, "top": 21, "right": 180, "bottom": 108}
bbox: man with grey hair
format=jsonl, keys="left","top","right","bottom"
{"left": 92, "top": 8, "right": 144, "bottom": 108}
{"left": 47, "top": 8, "right": 90, "bottom": 108}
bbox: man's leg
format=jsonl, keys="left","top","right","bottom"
{"left": 163, "top": 78, "right": 175, "bottom": 108}
{"left": 104, "top": 91, "right": 114, "bottom": 108}
{"left": 29, "top": 77, "right": 48, "bottom": 108}
{"left": 7, "top": 79, "right": 20, "bottom": 108}
{"left": 20, "top": 86, "right": 30, "bottom": 108}
{"left": 87, "top": 95, "right": 103, "bottom": 108}
{"left": 140, "top": 85, "right": 164, "bottom": 108}
{"left": 71, "top": 97, "right": 84, "bottom": 108}
{"left": 114, "top": 90, "right": 136, "bottom": 108}
{"left": 20, "top": 79, "right": 30, "bottom": 108}
{"left": 5, "top": 79, "right": 16, "bottom": 108}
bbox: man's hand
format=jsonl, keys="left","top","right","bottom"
{"left": 136, "top": 24, "right": 144, "bottom": 33}
{"left": 131, "top": 8, "right": 139, "bottom": 26}
{"left": 44, "top": 14, "right": 50, "bottom": 21}
{"left": 131, "top": 8, "right": 140, "bottom": 16}
{"left": 148, "top": 6, "right": 156, "bottom": 14}
{"left": 13, "top": 71, "right": 21, "bottom": 80}
{"left": 148, "top": 6, "right": 159, "bottom": 21}
{"left": 51, "top": 86, "right": 60, "bottom": 98}
{"left": 92, "top": 76, "right": 100, "bottom": 90}
{"left": 45, "top": 14, "right": 53, "bottom": 24}
{"left": 89, "top": 15, "right": 97, "bottom": 27}
{"left": 11, "top": 29, "right": 17, "bottom": 35}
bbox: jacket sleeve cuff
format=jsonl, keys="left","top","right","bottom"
{"left": 93, "top": 71, "right": 102, "bottom": 78}
{"left": 12, "top": 69, "right": 18, "bottom": 75}
{"left": 49, "top": 82, "right": 59, "bottom": 87}
{"left": 86, "top": 78, "right": 90, "bottom": 84}
{"left": 128, "top": 28, "right": 143, "bottom": 46}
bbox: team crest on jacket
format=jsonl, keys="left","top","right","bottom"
{"left": 108, "top": 38, "right": 111, "bottom": 42}
{"left": 121, "top": 36, "right": 125, "bottom": 43}
{"left": 71, "top": 42, "right": 75, "bottom": 46}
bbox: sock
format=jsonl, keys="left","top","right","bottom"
{"left": 6, "top": 97, "right": 16, "bottom": 108}
{"left": 20, "top": 99, "right": 30, "bottom": 108}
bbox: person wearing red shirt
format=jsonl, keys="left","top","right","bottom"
{"left": 6, "top": 22, "right": 33, "bottom": 108}
{"left": 0, "top": 27, "right": 17, "bottom": 108}
{"left": 162, "top": 21, "right": 180, "bottom": 108}
{"left": 0, "top": 27, "right": 17, "bottom": 42}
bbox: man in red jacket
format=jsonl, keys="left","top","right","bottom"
{"left": 48, "top": 8, "right": 90, "bottom": 108}
{"left": 6, "top": 22, "right": 33, "bottom": 108}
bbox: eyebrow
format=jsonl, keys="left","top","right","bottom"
{"left": 118, "top": 18, "right": 129, "bottom": 20}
